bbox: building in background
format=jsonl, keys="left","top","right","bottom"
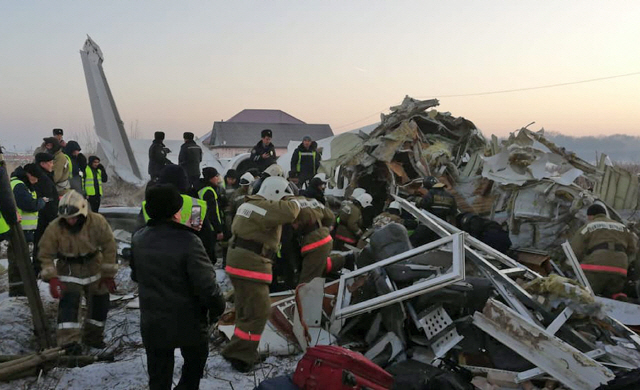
{"left": 201, "top": 109, "right": 334, "bottom": 159}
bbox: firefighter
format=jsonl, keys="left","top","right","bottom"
{"left": 334, "top": 191, "right": 373, "bottom": 250}
{"left": 290, "top": 135, "right": 321, "bottom": 188}
{"left": 222, "top": 176, "right": 300, "bottom": 372}
{"left": 84, "top": 156, "right": 108, "bottom": 212}
{"left": 43, "top": 137, "right": 71, "bottom": 197}
{"left": 418, "top": 176, "right": 457, "bottom": 222}
{"left": 227, "top": 172, "right": 255, "bottom": 224}
{"left": 292, "top": 196, "right": 349, "bottom": 284}
{"left": 570, "top": 204, "right": 637, "bottom": 300}
{"left": 38, "top": 190, "right": 117, "bottom": 351}
{"left": 250, "top": 129, "right": 277, "bottom": 173}
{"left": 8, "top": 164, "right": 46, "bottom": 296}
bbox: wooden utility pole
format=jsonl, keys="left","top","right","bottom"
{"left": 0, "top": 146, "right": 53, "bottom": 349}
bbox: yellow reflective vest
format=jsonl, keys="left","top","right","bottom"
{"left": 142, "top": 194, "right": 207, "bottom": 224}
{"left": 10, "top": 178, "right": 38, "bottom": 231}
{"left": 0, "top": 211, "right": 9, "bottom": 235}
{"left": 84, "top": 166, "right": 103, "bottom": 196}
{"left": 197, "top": 186, "right": 222, "bottom": 226}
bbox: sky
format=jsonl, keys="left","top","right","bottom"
{"left": 1, "top": 1, "right": 640, "bottom": 151}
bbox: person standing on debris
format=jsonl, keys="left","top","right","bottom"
{"left": 418, "top": 176, "right": 457, "bottom": 222}
{"left": 33, "top": 153, "right": 59, "bottom": 273}
{"left": 84, "top": 156, "right": 108, "bottom": 212}
{"left": 334, "top": 191, "right": 373, "bottom": 250}
{"left": 148, "top": 131, "right": 172, "bottom": 181}
{"left": 131, "top": 184, "right": 226, "bottom": 390}
{"left": 290, "top": 135, "right": 321, "bottom": 188}
{"left": 198, "top": 167, "right": 225, "bottom": 250}
{"left": 178, "top": 132, "right": 202, "bottom": 189}
{"left": 222, "top": 176, "right": 300, "bottom": 372}
{"left": 63, "top": 141, "right": 86, "bottom": 194}
{"left": 7, "top": 164, "right": 46, "bottom": 296}
{"left": 250, "top": 129, "right": 277, "bottom": 173}
{"left": 570, "top": 204, "right": 637, "bottom": 300}
{"left": 38, "top": 190, "right": 117, "bottom": 352}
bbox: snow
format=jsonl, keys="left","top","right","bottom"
{"left": 0, "top": 255, "right": 300, "bottom": 389}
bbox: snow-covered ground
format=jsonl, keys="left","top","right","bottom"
{"left": 0, "top": 253, "right": 300, "bottom": 390}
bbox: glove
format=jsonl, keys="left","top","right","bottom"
{"left": 100, "top": 277, "right": 117, "bottom": 293}
{"left": 49, "top": 278, "right": 65, "bottom": 299}
{"left": 97, "top": 164, "right": 105, "bottom": 172}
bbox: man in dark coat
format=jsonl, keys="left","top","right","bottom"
{"left": 33, "top": 152, "right": 59, "bottom": 272}
{"left": 249, "top": 129, "right": 277, "bottom": 173}
{"left": 301, "top": 176, "right": 326, "bottom": 205}
{"left": 63, "top": 140, "right": 86, "bottom": 193}
{"left": 178, "top": 132, "right": 202, "bottom": 189}
{"left": 84, "top": 156, "right": 108, "bottom": 212}
{"left": 290, "top": 136, "right": 321, "bottom": 187}
{"left": 131, "top": 184, "right": 225, "bottom": 390}
{"left": 148, "top": 131, "right": 171, "bottom": 181}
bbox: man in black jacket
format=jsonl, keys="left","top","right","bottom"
{"left": 290, "top": 136, "right": 321, "bottom": 187}
{"left": 250, "top": 129, "right": 277, "bottom": 173}
{"left": 132, "top": 184, "right": 225, "bottom": 390}
{"left": 301, "top": 176, "right": 327, "bottom": 205}
{"left": 33, "top": 153, "right": 59, "bottom": 272}
{"left": 148, "top": 131, "right": 171, "bottom": 181}
{"left": 178, "top": 132, "right": 202, "bottom": 189}
{"left": 63, "top": 140, "right": 86, "bottom": 193}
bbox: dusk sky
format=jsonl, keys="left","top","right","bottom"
{"left": 1, "top": 1, "right": 640, "bottom": 151}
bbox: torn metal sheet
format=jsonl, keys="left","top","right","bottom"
{"left": 596, "top": 154, "right": 639, "bottom": 210}
{"left": 364, "top": 332, "right": 405, "bottom": 366}
{"left": 474, "top": 299, "right": 614, "bottom": 390}
{"left": 333, "top": 232, "right": 465, "bottom": 319}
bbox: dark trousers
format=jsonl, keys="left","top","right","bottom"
{"left": 146, "top": 343, "right": 209, "bottom": 390}
{"left": 88, "top": 196, "right": 101, "bottom": 212}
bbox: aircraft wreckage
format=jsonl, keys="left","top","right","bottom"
{"left": 77, "top": 36, "right": 640, "bottom": 388}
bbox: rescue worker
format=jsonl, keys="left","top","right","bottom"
{"left": 84, "top": 156, "right": 108, "bottom": 212}
{"left": 250, "top": 129, "right": 277, "bottom": 173}
{"left": 8, "top": 164, "right": 46, "bottom": 296}
{"left": 43, "top": 137, "right": 70, "bottom": 197}
{"left": 292, "top": 196, "right": 346, "bottom": 284}
{"left": 33, "top": 152, "right": 59, "bottom": 272}
{"left": 334, "top": 191, "right": 373, "bottom": 250}
{"left": 131, "top": 184, "right": 225, "bottom": 390}
{"left": 370, "top": 201, "right": 404, "bottom": 230}
{"left": 226, "top": 172, "right": 255, "bottom": 227}
{"left": 148, "top": 131, "right": 172, "bottom": 181}
{"left": 33, "top": 128, "right": 66, "bottom": 156}
{"left": 63, "top": 141, "right": 86, "bottom": 194}
{"left": 251, "top": 163, "right": 285, "bottom": 195}
{"left": 222, "top": 176, "right": 300, "bottom": 372}
{"left": 223, "top": 169, "right": 239, "bottom": 198}
{"left": 301, "top": 175, "right": 327, "bottom": 205}
{"left": 570, "top": 204, "right": 637, "bottom": 299}
{"left": 38, "top": 190, "right": 117, "bottom": 351}
{"left": 290, "top": 136, "right": 321, "bottom": 187}
{"left": 418, "top": 176, "right": 457, "bottom": 222}
{"left": 198, "top": 167, "right": 225, "bottom": 251}
{"left": 178, "top": 132, "right": 202, "bottom": 189}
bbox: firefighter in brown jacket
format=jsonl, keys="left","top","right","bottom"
{"left": 292, "top": 196, "right": 349, "bottom": 284}
{"left": 222, "top": 176, "right": 300, "bottom": 372}
{"left": 334, "top": 191, "right": 372, "bottom": 250}
{"left": 38, "top": 190, "right": 117, "bottom": 351}
{"left": 570, "top": 204, "right": 637, "bottom": 299}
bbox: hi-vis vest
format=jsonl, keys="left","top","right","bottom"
{"left": 0, "top": 211, "right": 9, "bottom": 235}
{"left": 197, "top": 186, "right": 222, "bottom": 226}
{"left": 84, "top": 167, "right": 103, "bottom": 196}
{"left": 296, "top": 151, "right": 317, "bottom": 173}
{"left": 10, "top": 178, "right": 38, "bottom": 231}
{"left": 65, "top": 154, "right": 73, "bottom": 178}
{"left": 142, "top": 194, "right": 207, "bottom": 224}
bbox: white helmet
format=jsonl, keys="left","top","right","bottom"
{"left": 351, "top": 187, "right": 365, "bottom": 200}
{"left": 264, "top": 164, "right": 285, "bottom": 178}
{"left": 239, "top": 172, "right": 254, "bottom": 186}
{"left": 388, "top": 201, "right": 401, "bottom": 212}
{"left": 355, "top": 192, "right": 373, "bottom": 208}
{"left": 58, "top": 190, "right": 89, "bottom": 218}
{"left": 257, "top": 176, "right": 294, "bottom": 201}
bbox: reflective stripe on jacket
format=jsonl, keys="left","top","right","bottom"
{"left": 84, "top": 167, "right": 103, "bottom": 196}
{"left": 198, "top": 186, "right": 223, "bottom": 226}
{"left": 142, "top": 195, "right": 207, "bottom": 224}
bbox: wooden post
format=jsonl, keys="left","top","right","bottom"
{"left": 0, "top": 147, "right": 53, "bottom": 349}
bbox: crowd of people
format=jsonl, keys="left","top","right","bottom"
{"left": 1, "top": 127, "right": 637, "bottom": 390}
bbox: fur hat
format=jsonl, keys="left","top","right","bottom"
{"left": 35, "top": 152, "right": 54, "bottom": 163}
{"left": 261, "top": 129, "right": 273, "bottom": 138}
{"left": 145, "top": 184, "right": 183, "bottom": 220}
{"left": 154, "top": 131, "right": 165, "bottom": 141}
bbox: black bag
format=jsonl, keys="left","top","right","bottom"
{"left": 596, "top": 368, "right": 640, "bottom": 390}
{"left": 254, "top": 374, "right": 299, "bottom": 390}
